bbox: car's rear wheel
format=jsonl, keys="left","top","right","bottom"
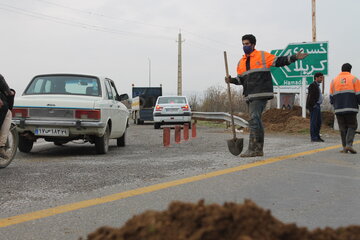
{"left": 18, "top": 134, "right": 34, "bottom": 153}
{"left": 117, "top": 129, "right": 126, "bottom": 147}
{"left": 154, "top": 123, "right": 161, "bottom": 129}
{"left": 95, "top": 125, "right": 110, "bottom": 154}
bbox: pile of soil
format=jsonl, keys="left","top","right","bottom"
{"left": 82, "top": 200, "right": 359, "bottom": 240}
{"left": 261, "top": 106, "right": 335, "bottom": 134}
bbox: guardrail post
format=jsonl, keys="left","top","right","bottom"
{"left": 175, "top": 125, "right": 181, "bottom": 143}
{"left": 192, "top": 121, "right": 197, "bottom": 138}
{"left": 183, "top": 123, "right": 189, "bottom": 141}
{"left": 163, "top": 127, "right": 170, "bottom": 147}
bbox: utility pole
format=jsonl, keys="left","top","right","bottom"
{"left": 148, "top": 57, "right": 151, "bottom": 87}
{"left": 312, "top": 0, "right": 316, "bottom": 42}
{"left": 177, "top": 31, "right": 185, "bottom": 96}
{"left": 312, "top": 0, "right": 324, "bottom": 94}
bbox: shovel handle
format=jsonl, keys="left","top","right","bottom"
{"left": 224, "top": 51, "right": 237, "bottom": 140}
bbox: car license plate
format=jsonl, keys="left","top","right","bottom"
{"left": 35, "top": 128, "right": 69, "bottom": 136}
{"left": 166, "top": 108, "right": 178, "bottom": 112}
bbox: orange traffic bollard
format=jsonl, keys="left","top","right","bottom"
{"left": 175, "top": 125, "right": 181, "bottom": 143}
{"left": 192, "top": 122, "right": 196, "bottom": 138}
{"left": 183, "top": 123, "right": 189, "bottom": 141}
{"left": 163, "top": 127, "right": 170, "bottom": 147}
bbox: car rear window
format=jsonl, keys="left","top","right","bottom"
{"left": 158, "top": 97, "right": 187, "bottom": 104}
{"left": 24, "top": 75, "right": 101, "bottom": 96}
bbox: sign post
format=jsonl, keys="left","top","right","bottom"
{"left": 301, "top": 77, "right": 307, "bottom": 118}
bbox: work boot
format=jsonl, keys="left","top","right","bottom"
{"left": 345, "top": 147, "right": 357, "bottom": 154}
{"left": 254, "top": 132, "right": 264, "bottom": 157}
{"left": 240, "top": 134, "right": 257, "bottom": 158}
{"left": 254, "top": 142, "right": 264, "bottom": 156}
{"left": 340, "top": 130, "right": 347, "bottom": 153}
{"left": 340, "top": 147, "right": 348, "bottom": 153}
{"left": 345, "top": 128, "right": 357, "bottom": 154}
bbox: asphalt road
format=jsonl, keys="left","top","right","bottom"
{"left": 0, "top": 123, "right": 359, "bottom": 240}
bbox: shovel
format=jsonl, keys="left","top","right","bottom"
{"left": 224, "top": 51, "right": 244, "bottom": 156}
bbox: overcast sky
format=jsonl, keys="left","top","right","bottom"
{"left": 0, "top": 0, "right": 359, "bottom": 98}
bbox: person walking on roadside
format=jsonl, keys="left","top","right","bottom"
{"left": 0, "top": 74, "right": 15, "bottom": 159}
{"left": 306, "top": 72, "right": 325, "bottom": 142}
{"left": 225, "top": 34, "right": 308, "bottom": 157}
{"left": 330, "top": 63, "right": 360, "bottom": 154}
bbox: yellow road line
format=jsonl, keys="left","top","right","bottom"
{"left": 1, "top": 140, "right": 359, "bottom": 228}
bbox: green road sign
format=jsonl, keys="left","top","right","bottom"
{"left": 271, "top": 42, "right": 328, "bottom": 87}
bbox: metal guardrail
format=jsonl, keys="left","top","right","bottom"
{"left": 192, "top": 112, "right": 249, "bottom": 128}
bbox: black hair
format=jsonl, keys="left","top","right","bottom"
{"left": 242, "top": 34, "right": 256, "bottom": 45}
{"left": 341, "top": 63, "right": 352, "bottom": 72}
{"left": 313, "top": 72, "right": 323, "bottom": 80}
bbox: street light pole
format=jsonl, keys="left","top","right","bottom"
{"left": 148, "top": 57, "right": 151, "bottom": 87}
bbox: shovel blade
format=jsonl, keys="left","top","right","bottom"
{"left": 227, "top": 138, "right": 244, "bottom": 156}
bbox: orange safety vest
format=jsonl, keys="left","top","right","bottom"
{"left": 236, "top": 49, "right": 284, "bottom": 100}
{"left": 237, "top": 50, "right": 277, "bottom": 75}
{"left": 330, "top": 72, "right": 360, "bottom": 114}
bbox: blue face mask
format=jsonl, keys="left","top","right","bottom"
{"left": 243, "top": 45, "right": 253, "bottom": 54}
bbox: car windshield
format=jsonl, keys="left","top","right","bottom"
{"left": 24, "top": 75, "right": 101, "bottom": 96}
{"left": 158, "top": 97, "right": 187, "bottom": 104}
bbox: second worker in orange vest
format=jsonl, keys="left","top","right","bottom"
{"left": 226, "top": 34, "right": 308, "bottom": 157}
{"left": 330, "top": 63, "right": 360, "bottom": 154}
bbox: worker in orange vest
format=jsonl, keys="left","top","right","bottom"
{"left": 330, "top": 63, "right": 360, "bottom": 154}
{"left": 226, "top": 34, "right": 308, "bottom": 157}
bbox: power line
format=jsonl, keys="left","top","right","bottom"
{"left": 32, "top": 0, "right": 178, "bottom": 31}
{"left": 0, "top": 2, "right": 174, "bottom": 41}
{"left": 182, "top": 29, "right": 238, "bottom": 48}
{"left": 1, "top": 2, "right": 238, "bottom": 52}
{"left": 29, "top": 0, "right": 238, "bottom": 49}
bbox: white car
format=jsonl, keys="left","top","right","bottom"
{"left": 12, "top": 74, "right": 129, "bottom": 154}
{"left": 153, "top": 96, "right": 191, "bottom": 129}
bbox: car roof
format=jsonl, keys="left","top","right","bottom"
{"left": 158, "top": 95, "right": 188, "bottom": 98}
{"left": 32, "top": 73, "right": 108, "bottom": 80}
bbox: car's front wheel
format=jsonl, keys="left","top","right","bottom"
{"left": 95, "top": 125, "right": 110, "bottom": 154}
{"left": 154, "top": 123, "right": 161, "bottom": 129}
{"left": 18, "top": 134, "right": 34, "bottom": 153}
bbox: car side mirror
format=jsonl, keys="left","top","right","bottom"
{"left": 118, "top": 94, "right": 129, "bottom": 101}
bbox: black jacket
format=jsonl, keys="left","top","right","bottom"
{"left": 306, "top": 81, "right": 320, "bottom": 111}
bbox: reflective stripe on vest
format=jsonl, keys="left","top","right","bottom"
{"left": 334, "top": 108, "right": 359, "bottom": 114}
{"left": 239, "top": 68, "right": 270, "bottom": 77}
{"left": 248, "top": 92, "right": 273, "bottom": 98}
{"left": 237, "top": 50, "right": 271, "bottom": 75}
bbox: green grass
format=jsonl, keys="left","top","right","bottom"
{"left": 196, "top": 120, "right": 227, "bottom": 128}
{"left": 296, "top": 128, "right": 310, "bottom": 134}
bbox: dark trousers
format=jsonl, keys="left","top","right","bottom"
{"left": 248, "top": 99, "right": 267, "bottom": 144}
{"left": 336, "top": 113, "right": 358, "bottom": 147}
{"left": 310, "top": 105, "right": 322, "bottom": 141}
{"left": 337, "top": 113, "right": 358, "bottom": 131}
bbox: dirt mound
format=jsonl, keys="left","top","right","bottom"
{"left": 82, "top": 200, "right": 359, "bottom": 240}
{"left": 262, "top": 106, "right": 304, "bottom": 124}
{"left": 261, "top": 106, "right": 334, "bottom": 134}
{"left": 265, "top": 116, "right": 311, "bottom": 133}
